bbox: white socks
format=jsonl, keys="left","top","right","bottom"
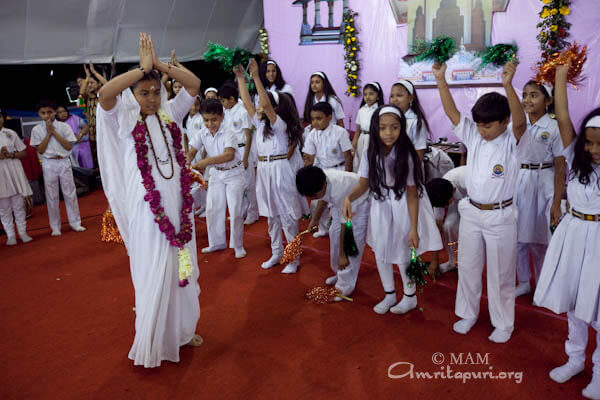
{"left": 325, "top": 275, "right": 338, "bottom": 286}
{"left": 51, "top": 230, "right": 61, "bottom": 236}
{"left": 549, "top": 361, "right": 585, "bottom": 383}
{"left": 6, "top": 236, "right": 17, "bottom": 246}
{"left": 261, "top": 253, "right": 282, "bottom": 269}
{"left": 583, "top": 374, "right": 600, "bottom": 400}
{"left": 201, "top": 245, "right": 226, "bottom": 254}
{"left": 313, "top": 230, "right": 328, "bottom": 238}
{"left": 488, "top": 327, "right": 513, "bottom": 343}
{"left": 439, "top": 260, "right": 456, "bottom": 273}
{"left": 453, "top": 318, "right": 477, "bottom": 335}
{"left": 281, "top": 260, "right": 299, "bottom": 274}
{"left": 71, "top": 225, "right": 86, "bottom": 232}
{"left": 19, "top": 232, "right": 32, "bottom": 243}
{"left": 373, "top": 293, "right": 397, "bottom": 314}
{"left": 234, "top": 247, "right": 247, "bottom": 259}
{"left": 390, "top": 294, "right": 417, "bottom": 314}
{"left": 515, "top": 281, "right": 531, "bottom": 297}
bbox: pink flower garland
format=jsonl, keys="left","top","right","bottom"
{"left": 131, "top": 114, "right": 195, "bottom": 286}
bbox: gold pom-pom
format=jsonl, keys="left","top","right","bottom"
{"left": 101, "top": 209, "right": 123, "bottom": 244}
{"left": 536, "top": 43, "right": 587, "bottom": 88}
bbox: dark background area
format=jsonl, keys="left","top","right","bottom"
{"left": 0, "top": 60, "right": 233, "bottom": 112}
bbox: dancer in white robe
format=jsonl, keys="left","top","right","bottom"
{"left": 96, "top": 33, "right": 202, "bottom": 368}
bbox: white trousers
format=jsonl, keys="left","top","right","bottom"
{"left": 0, "top": 194, "right": 26, "bottom": 237}
{"left": 206, "top": 172, "right": 245, "bottom": 249}
{"left": 42, "top": 158, "right": 81, "bottom": 231}
{"left": 455, "top": 200, "right": 517, "bottom": 331}
{"left": 566, "top": 311, "right": 600, "bottom": 374}
{"left": 267, "top": 213, "right": 298, "bottom": 258}
{"left": 376, "top": 260, "right": 414, "bottom": 296}
{"left": 242, "top": 164, "right": 259, "bottom": 221}
{"left": 516, "top": 242, "right": 547, "bottom": 284}
{"left": 443, "top": 204, "right": 460, "bottom": 265}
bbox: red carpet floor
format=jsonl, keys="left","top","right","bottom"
{"left": 0, "top": 190, "right": 594, "bottom": 399}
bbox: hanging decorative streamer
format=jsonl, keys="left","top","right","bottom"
{"left": 535, "top": 42, "right": 587, "bottom": 87}
{"left": 342, "top": 10, "right": 360, "bottom": 97}
{"left": 476, "top": 44, "right": 518, "bottom": 70}
{"left": 414, "top": 36, "right": 457, "bottom": 64}
{"left": 343, "top": 219, "right": 359, "bottom": 257}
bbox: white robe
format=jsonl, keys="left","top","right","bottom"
{"left": 96, "top": 86, "right": 200, "bottom": 368}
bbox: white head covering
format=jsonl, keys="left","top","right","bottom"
{"left": 379, "top": 106, "right": 403, "bottom": 119}
{"left": 366, "top": 81, "right": 382, "bottom": 92}
{"left": 541, "top": 83, "right": 554, "bottom": 97}
{"left": 585, "top": 115, "right": 600, "bottom": 128}
{"left": 311, "top": 71, "right": 325, "bottom": 80}
{"left": 394, "top": 80, "right": 414, "bottom": 95}
{"left": 204, "top": 87, "right": 218, "bottom": 96}
{"left": 266, "top": 60, "right": 277, "bottom": 66}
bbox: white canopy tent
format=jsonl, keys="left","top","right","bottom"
{"left": 0, "top": 0, "right": 264, "bottom": 64}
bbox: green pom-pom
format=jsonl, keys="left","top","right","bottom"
{"left": 406, "top": 248, "right": 429, "bottom": 290}
{"left": 203, "top": 42, "right": 256, "bottom": 73}
{"left": 343, "top": 220, "right": 359, "bottom": 257}
{"left": 476, "top": 43, "right": 518, "bottom": 70}
{"left": 414, "top": 36, "right": 457, "bottom": 64}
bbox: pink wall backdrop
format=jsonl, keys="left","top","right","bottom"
{"left": 264, "top": 0, "right": 600, "bottom": 141}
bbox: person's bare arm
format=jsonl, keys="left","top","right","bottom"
{"left": 303, "top": 153, "right": 315, "bottom": 166}
{"left": 89, "top": 63, "right": 108, "bottom": 85}
{"left": 554, "top": 62, "right": 575, "bottom": 148}
{"left": 192, "top": 148, "right": 235, "bottom": 171}
{"left": 243, "top": 128, "right": 252, "bottom": 168}
{"left": 34, "top": 127, "right": 53, "bottom": 155}
{"left": 342, "top": 177, "right": 369, "bottom": 220}
{"left": 432, "top": 63, "right": 460, "bottom": 126}
{"left": 406, "top": 185, "right": 419, "bottom": 249}
{"left": 234, "top": 66, "right": 256, "bottom": 118}
{"left": 344, "top": 150, "right": 352, "bottom": 171}
{"left": 502, "top": 61, "right": 526, "bottom": 141}
{"left": 551, "top": 156, "right": 566, "bottom": 225}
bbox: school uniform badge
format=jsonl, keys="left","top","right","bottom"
{"left": 332, "top": 148, "right": 338, "bottom": 154}
{"left": 492, "top": 164, "right": 504, "bottom": 178}
{"left": 540, "top": 131, "right": 550, "bottom": 141}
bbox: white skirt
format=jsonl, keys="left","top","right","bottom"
{"left": 367, "top": 190, "right": 442, "bottom": 264}
{"left": 353, "top": 133, "right": 369, "bottom": 173}
{"left": 0, "top": 159, "right": 32, "bottom": 198}
{"left": 256, "top": 158, "right": 306, "bottom": 218}
{"left": 533, "top": 213, "right": 600, "bottom": 324}
{"left": 515, "top": 168, "right": 554, "bottom": 245}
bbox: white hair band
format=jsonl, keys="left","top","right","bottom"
{"left": 379, "top": 106, "right": 402, "bottom": 119}
{"left": 542, "top": 83, "right": 553, "bottom": 97}
{"left": 204, "top": 87, "right": 218, "bottom": 95}
{"left": 394, "top": 80, "right": 414, "bottom": 95}
{"left": 267, "top": 61, "right": 277, "bottom": 66}
{"left": 269, "top": 90, "right": 280, "bottom": 105}
{"left": 311, "top": 72, "right": 326, "bottom": 80}
{"left": 585, "top": 115, "right": 600, "bottom": 128}
{"left": 367, "top": 81, "right": 381, "bottom": 92}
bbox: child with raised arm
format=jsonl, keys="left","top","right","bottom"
{"left": 80, "top": 62, "right": 107, "bottom": 169}
{"left": 235, "top": 59, "right": 306, "bottom": 274}
{"left": 343, "top": 105, "right": 442, "bottom": 315}
{"left": 296, "top": 166, "right": 369, "bottom": 297}
{"left": 30, "top": 100, "right": 85, "bottom": 236}
{"left": 96, "top": 33, "right": 202, "bottom": 367}
{"left": 534, "top": 62, "right": 600, "bottom": 399}
{"left": 433, "top": 61, "right": 527, "bottom": 343}
{"left": 189, "top": 99, "right": 246, "bottom": 258}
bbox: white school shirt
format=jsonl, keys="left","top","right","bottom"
{"left": 355, "top": 103, "right": 377, "bottom": 133}
{"left": 405, "top": 109, "right": 427, "bottom": 151}
{"left": 269, "top": 83, "right": 294, "bottom": 97}
{"left": 224, "top": 102, "right": 252, "bottom": 147}
{"left": 304, "top": 122, "right": 352, "bottom": 168}
{"left": 321, "top": 169, "right": 369, "bottom": 222}
{"left": 185, "top": 113, "right": 204, "bottom": 148}
{"left": 452, "top": 114, "right": 525, "bottom": 204}
{"left": 314, "top": 94, "right": 345, "bottom": 121}
{"left": 522, "top": 113, "right": 563, "bottom": 164}
{"left": 30, "top": 120, "right": 76, "bottom": 158}
{"left": 189, "top": 124, "right": 241, "bottom": 176}
{"left": 253, "top": 115, "right": 289, "bottom": 156}
{"left": 358, "top": 146, "right": 415, "bottom": 188}
{"left": 433, "top": 166, "right": 468, "bottom": 220}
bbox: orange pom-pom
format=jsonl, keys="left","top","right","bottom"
{"left": 535, "top": 43, "right": 587, "bottom": 88}
{"left": 101, "top": 209, "right": 123, "bottom": 244}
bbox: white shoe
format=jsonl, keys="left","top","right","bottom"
{"left": 244, "top": 216, "right": 259, "bottom": 225}
{"left": 313, "top": 230, "right": 328, "bottom": 238}
{"left": 453, "top": 318, "right": 477, "bottom": 335}
{"left": 488, "top": 327, "right": 513, "bottom": 343}
{"left": 194, "top": 207, "right": 205, "bottom": 216}
{"left": 549, "top": 361, "right": 585, "bottom": 383}
{"left": 19, "top": 232, "right": 33, "bottom": 243}
{"left": 6, "top": 236, "right": 17, "bottom": 246}
{"left": 234, "top": 247, "right": 247, "bottom": 259}
{"left": 390, "top": 294, "right": 418, "bottom": 314}
{"left": 325, "top": 275, "right": 338, "bottom": 286}
{"left": 439, "top": 261, "right": 457, "bottom": 273}
{"left": 201, "top": 245, "right": 226, "bottom": 254}
{"left": 582, "top": 374, "right": 600, "bottom": 400}
{"left": 515, "top": 281, "right": 531, "bottom": 297}
{"left": 71, "top": 225, "right": 86, "bottom": 232}
{"left": 51, "top": 230, "right": 62, "bottom": 237}
{"left": 261, "top": 254, "right": 282, "bottom": 269}
{"left": 373, "top": 294, "right": 397, "bottom": 314}
{"left": 281, "top": 261, "right": 299, "bottom": 274}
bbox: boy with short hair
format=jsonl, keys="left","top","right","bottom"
{"left": 189, "top": 99, "right": 246, "bottom": 258}
{"left": 219, "top": 83, "right": 258, "bottom": 225}
{"left": 296, "top": 165, "right": 369, "bottom": 297}
{"left": 425, "top": 166, "right": 468, "bottom": 274}
{"left": 433, "top": 61, "right": 527, "bottom": 343}
{"left": 30, "top": 100, "right": 85, "bottom": 236}
{"left": 303, "top": 102, "right": 353, "bottom": 238}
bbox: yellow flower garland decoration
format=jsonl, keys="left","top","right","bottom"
{"left": 342, "top": 10, "right": 360, "bottom": 97}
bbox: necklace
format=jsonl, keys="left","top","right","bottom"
{"left": 143, "top": 114, "right": 174, "bottom": 179}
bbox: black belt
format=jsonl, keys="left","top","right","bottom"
{"left": 521, "top": 163, "right": 553, "bottom": 170}
{"left": 571, "top": 209, "right": 600, "bottom": 222}
{"left": 469, "top": 198, "right": 513, "bottom": 211}
{"left": 326, "top": 161, "right": 346, "bottom": 168}
{"left": 215, "top": 161, "right": 242, "bottom": 171}
{"left": 238, "top": 143, "right": 246, "bottom": 148}
{"left": 258, "top": 154, "right": 287, "bottom": 162}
